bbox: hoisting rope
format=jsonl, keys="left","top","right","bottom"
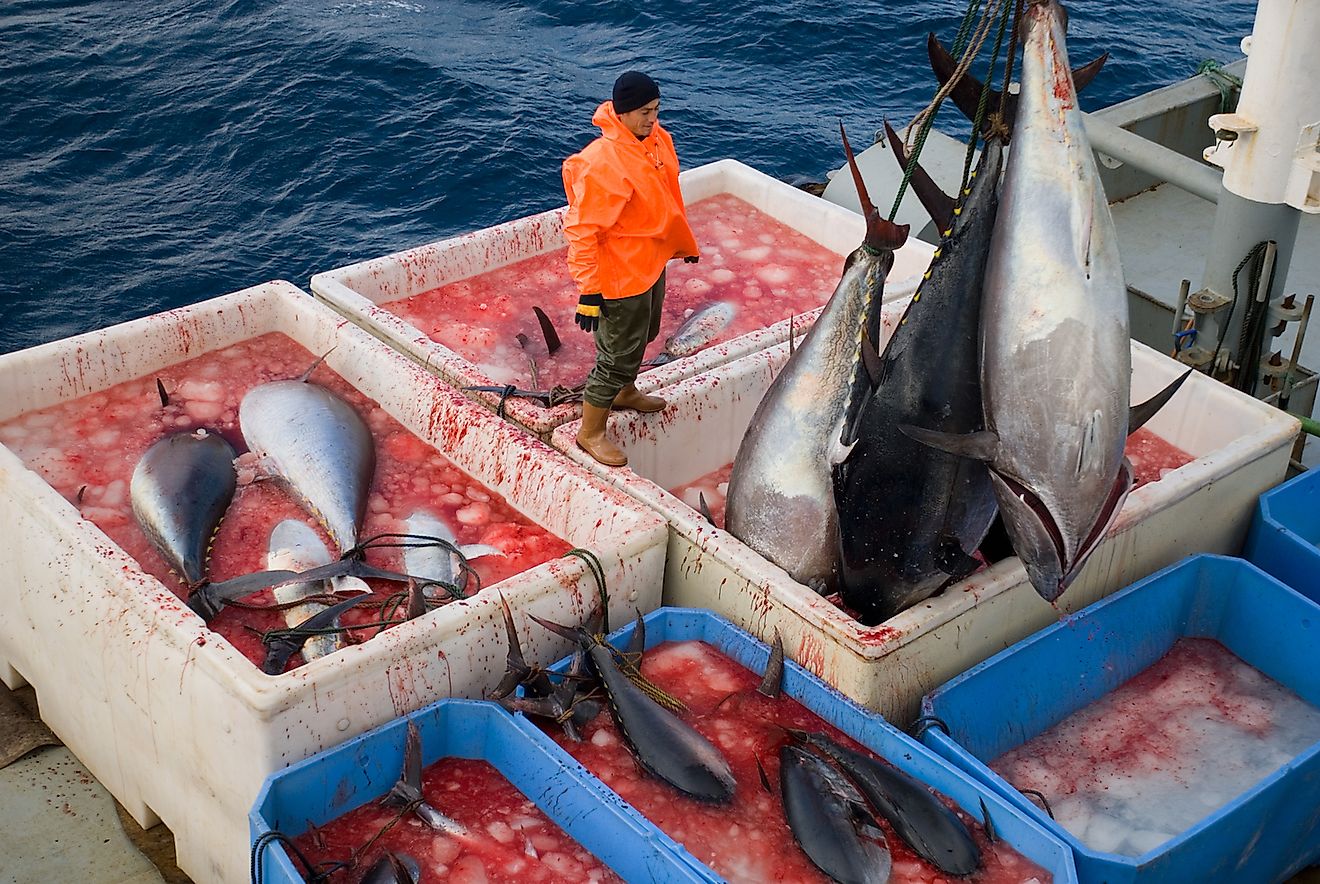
{"left": 959, "top": 0, "right": 1019, "bottom": 188}
{"left": 1195, "top": 59, "right": 1242, "bottom": 115}
{"left": 889, "top": 0, "right": 1009, "bottom": 220}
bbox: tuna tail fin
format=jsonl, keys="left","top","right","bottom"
{"left": 1128, "top": 369, "right": 1192, "bottom": 435}
{"left": 926, "top": 32, "right": 1109, "bottom": 137}
{"left": 840, "top": 121, "right": 909, "bottom": 252}
{"left": 883, "top": 121, "right": 956, "bottom": 233}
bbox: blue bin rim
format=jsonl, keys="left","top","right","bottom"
{"left": 247, "top": 697, "right": 711, "bottom": 883}
{"left": 920, "top": 553, "right": 1320, "bottom": 866}
{"left": 1256, "top": 468, "right": 1320, "bottom": 548}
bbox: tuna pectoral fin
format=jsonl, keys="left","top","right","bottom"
{"left": 883, "top": 121, "right": 955, "bottom": 233}
{"left": 860, "top": 332, "right": 885, "bottom": 388}
{"left": 934, "top": 535, "right": 983, "bottom": 580}
{"left": 1129, "top": 369, "right": 1192, "bottom": 435}
{"left": 899, "top": 426, "right": 998, "bottom": 462}
{"left": 756, "top": 631, "right": 785, "bottom": 698}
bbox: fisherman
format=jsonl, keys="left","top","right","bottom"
{"left": 562, "top": 70, "right": 700, "bottom": 467}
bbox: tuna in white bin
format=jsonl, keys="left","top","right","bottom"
{"left": 549, "top": 298, "right": 1300, "bottom": 726}
{"left": 309, "top": 158, "right": 931, "bottom": 437}
{"left": 0, "top": 281, "right": 668, "bottom": 884}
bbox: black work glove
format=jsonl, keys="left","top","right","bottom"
{"left": 684, "top": 255, "right": 700, "bottom": 264}
{"left": 575, "top": 292, "right": 604, "bottom": 333}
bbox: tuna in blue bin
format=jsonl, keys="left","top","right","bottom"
{"left": 249, "top": 698, "right": 712, "bottom": 883}
{"left": 519, "top": 605, "right": 1078, "bottom": 883}
{"left": 1244, "top": 466, "right": 1320, "bottom": 603}
{"left": 918, "top": 554, "right": 1320, "bottom": 884}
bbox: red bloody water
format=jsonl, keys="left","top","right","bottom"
{"left": 382, "top": 193, "right": 846, "bottom": 391}
{"left": 0, "top": 332, "right": 570, "bottom": 671}
{"left": 541, "top": 640, "right": 1050, "bottom": 883}
{"left": 290, "top": 757, "right": 621, "bottom": 883}
{"left": 669, "top": 462, "right": 734, "bottom": 528}
{"left": 1125, "top": 427, "right": 1194, "bottom": 486}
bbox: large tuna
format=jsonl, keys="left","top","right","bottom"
{"left": 724, "top": 128, "right": 909, "bottom": 589}
{"left": 908, "top": 0, "right": 1179, "bottom": 601}
{"left": 239, "top": 379, "right": 375, "bottom": 554}
{"left": 130, "top": 428, "right": 237, "bottom": 587}
{"left": 831, "top": 128, "right": 1003, "bottom": 624}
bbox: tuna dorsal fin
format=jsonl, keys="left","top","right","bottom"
{"left": 900, "top": 426, "right": 999, "bottom": 462}
{"left": 533, "top": 306, "right": 562, "bottom": 355}
{"left": 840, "top": 122, "right": 909, "bottom": 252}
{"left": 1129, "top": 369, "right": 1191, "bottom": 435}
{"left": 883, "top": 120, "right": 956, "bottom": 233}
{"left": 926, "top": 32, "right": 1109, "bottom": 137}
{"left": 155, "top": 378, "right": 170, "bottom": 407}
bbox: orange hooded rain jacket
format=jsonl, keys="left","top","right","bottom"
{"left": 562, "top": 101, "right": 699, "bottom": 300}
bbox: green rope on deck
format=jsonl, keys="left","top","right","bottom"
{"left": 1196, "top": 59, "right": 1242, "bottom": 114}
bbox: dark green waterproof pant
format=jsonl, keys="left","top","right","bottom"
{"left": 583, "top": 271, "right": 666, "bottom": 408}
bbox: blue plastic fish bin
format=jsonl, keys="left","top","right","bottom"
{"left": 249, "top": 698, "right": 710, "bottom": 883}
{"left": 1244, "top": 467, "right": 1320, "bottom": 603}
{"left": 919, "top": 554, "right": 1320, "bottom": 884}
{"left": 523, "top": 606, "right": 1079, "bottom": 883}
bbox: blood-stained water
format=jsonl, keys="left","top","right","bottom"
{"left": 669, "top": 428, "right": 1196, "bottom": 535}
{"left": 1125, "top": 427, "right": 1194, "bottom": 486}
{"left": 0, "top": 332, "right": 570, "bottom": 671}
{"left": 540, "top": 640, "right": 1050, "bottom": 883}
{"left": 382, "top": 194, "right": 848, "bottom": 391}
{"left": 669, "top": 462, "right": 734, "bottom": 528}
{"left": 290, "top": 756, "right": 622, "bottom": 883}
{"left": 991, "top": 637, "right": 1320, "bottom": 857}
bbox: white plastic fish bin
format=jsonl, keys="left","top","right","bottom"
{"left": 309, "top": 158, "right": 933, "bottom": 437}
{"left": 0, "top": 281, "right": 668, "bottom": 884}
{"left": 548, "top": 326, "right": 1299, "bottom": 727}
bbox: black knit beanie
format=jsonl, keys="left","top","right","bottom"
{"left": 612, "top": 71, "right": 660, "bottom": 114}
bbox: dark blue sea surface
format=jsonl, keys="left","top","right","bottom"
{"left": 1, "top": 0, "right": 1253, "bottom": 354}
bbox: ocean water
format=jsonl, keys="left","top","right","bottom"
{"left": 0, "top": 0, "right": 1253, "bottom": 355}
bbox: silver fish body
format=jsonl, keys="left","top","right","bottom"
{"left": 402, "top": 510, "right": 502, "bottom": 599}
{"left": 724, "top": 251, "right": 896, "bottom": 588}
{"left": 267, "top": 520, "right": 339, "bottom": 664}
{"left": 657, "top": 300, "right": 736, "bottom": 363}
{"left": 980, "top": 0, "right": 1131, "bottom": 600}
{"left": 130, "top": 428, "right": 237, "bottom": 586}
{"left": 239, "top": 380, "right": 375, "bottom": 554}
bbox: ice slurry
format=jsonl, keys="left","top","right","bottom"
{"left": 992, "top": 637, "right": 1320, "bottom": 858}
{"left": 382, "top": 194, "right": 851, "bottom": 392}
{"left": 0, "top": 332, "right": 570, "bottom": 671}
